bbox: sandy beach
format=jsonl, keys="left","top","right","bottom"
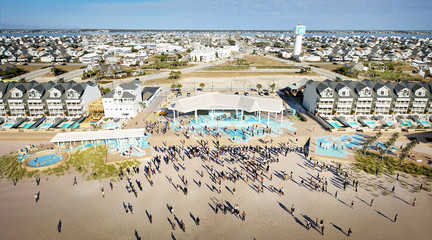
{"left": 0, "top": 145, "right": 431, "bottom": 240}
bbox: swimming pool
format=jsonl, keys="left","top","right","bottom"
{"left": 420, "top": 120, "right": 431, "bottom": 127}
{"left": 1, "top": 123, "right": 14, "bottom": 129}
{"left": 365, "top": 121, "right": 375, "bottom": 127}
{"left": 400, "top": 120, "right": 412, "bottom": 127}
{"left": 329, "top": 121, "right": 343, "bottom": 128}
{"left": 21, "top": 123, "right": 33, "bottom": 129}
{"left": 386, "top": 121, "right": 393, "bottom": 126}
{"left": 348, "top": 121, "right": 360, "bottom": 128}
{"left": 27, "top": 153, "right": 63, "bottom": 167}
{"left": 59, "top": 123, "right": 72, "bottom": 129}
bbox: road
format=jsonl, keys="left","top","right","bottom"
{"left": 56, "top": 68, "right": 85, "bottom": 81}
{"left": 13, "top": 68, "right": 51, "bottom": 81}
{"left": 124, "top": 89, "right": 169, "bottom": 128}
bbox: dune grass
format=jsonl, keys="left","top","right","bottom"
{"left": 0, "top": 145, "right": 140, "bottom": 183}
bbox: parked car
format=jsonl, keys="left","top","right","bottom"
{"left": 156, "top": 109, "right": 168, "bottom": 116}
{"left": 244, "top": 92, "right": 249, "bottom": 96}
{"left": 264, "top": 92, "right": 269, "bottom": 96}
{"left": 234, "top": 92, "right": 239, "bottom": 95}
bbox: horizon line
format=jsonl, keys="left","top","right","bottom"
{"left": 0, "top": 29, "right": 432, "bottom": 33}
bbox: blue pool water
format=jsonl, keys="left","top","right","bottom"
{"left": 59, "top": 123, "right": 72, "bottom": 129}
{"left": 315, "top": 134, "right": 366, "bottom": 158}
{"left": 1, "top": 123, "right": 14, "bottom": 128}
{"left": 21, "top": 123, "right": 33, "bottom": 129}
{"left": 28, "top": 153, "right": 63, "bottom": 167}
{"left": 420, "top": 120, "right": 431, "bottom": 126}
{"left": 386, "top": 121, "right": 393, "bottom": 126}
{"left": 329, "top": 121, "right": 342, "bottom": 128}
{"left": 401, "top": 120, "right": 412, "bottom": 127}
{"left": 70, "top": 123, "right": 79, "bottom": 129}
{"left": 348, "top": 121, "right": 360, "bottom": 127}
{"left": 171, "top": 114, "right": 296, "bottom": 143}
{"left": 365, "top": 121, "right": 375, "bottom": 126}
{"left": 372, "top": 142, "right": 398, "bottom": 153}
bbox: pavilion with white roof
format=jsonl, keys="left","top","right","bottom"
{"left": 50, "top": 128, "right": 147, "bottom": 151}
{"left": 169, "top": 92, "right": 286, "bottom": 125}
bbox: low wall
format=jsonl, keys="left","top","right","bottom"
{"left": 23, "top": 150, "right": 69, "bottom": 170}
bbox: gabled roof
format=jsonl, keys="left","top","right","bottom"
{"left": 353, "top": 82, "right": 368, "bottom": 93}
{"left": 316, "top": 82, "right": 331, "bottom": 93}
{"left": 119, "top": 80, "right": 139, "bottom": 90}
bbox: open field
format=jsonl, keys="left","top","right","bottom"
{"left": 18, "top": 65, "right": 50, "bottom": 72}
{"left": 142, "top": 71, "right": 321, "bottom": 86}
{"left": 243, "top": 55, "right": 293, "bottom": 66}
{"left": 312, "top": 64, "right": 344, "bottom": 71}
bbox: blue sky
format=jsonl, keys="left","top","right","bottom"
{"left": 1, "top": 0, "right": 431, "bottom": 30}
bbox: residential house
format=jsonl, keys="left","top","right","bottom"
{"left": 102, "top": 80, "right": 142, "bottom": 118}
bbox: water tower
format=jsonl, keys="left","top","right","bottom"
{"left": 293, "top": 24, "right": 306, "bottom": 56}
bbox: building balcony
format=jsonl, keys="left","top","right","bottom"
{"left": 9, "top": 104, "right": 25, "bottom": 109}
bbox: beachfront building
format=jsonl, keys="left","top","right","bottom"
{"left": 303, "top": 79, "right": 432, "bottom": 117}
{"left": 102, "top": 80, "right": 142, "bottom": 119}
{"left": 169, "top": 92, "right": 284, "bottom": 125}
{"left": 50, "top": 128, "right": 149, "bottom": 156}
{"left": 0, "top": 81, "right": 101, "bottom": 117}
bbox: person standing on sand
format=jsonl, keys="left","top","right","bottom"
{"left": 394, "top": 214, "right": 398, "bottom": 222}
{"left": 370, "top": 199, "right": 374, "bottom": 207}
{"left": 73, "top": 176, "right": 77, "bottom": 185}
{"left": 196, "top": 217, "right": 200, "bottom": 225}
{"left": 35, "top": 193, "right": 38, "bottom": 203}
{"left": 57, "top": 220, "right": 62, "bottom": 233}
{"left": 347, "top": 228, "right": 352, "bottom": 236}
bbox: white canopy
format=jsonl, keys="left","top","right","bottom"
{"left": 170, "top": 92, "right": 284, "bottom": 113}
{"left": 50, "top": 128, "right": 146, "bottom": 143}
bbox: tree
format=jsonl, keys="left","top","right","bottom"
{"left": 363, "top": 132, "right": 382, "bottom": 154}
{"left": 256, "top": 84, "right": 262, "bottom": 92}
{"left": 176, "top": 83, "right": 182, "bottom": 91}
{"left": 170, "top": 83, "right": 177, "bottom": 91}
{"left": 169, "top": 71, "right": 181, "bottom": 80}
{"left": 199, "top": 83, "right": 205, "bottom": 89}
{"left": 269, "top": 83, "right": 276, "bottom": 93}
{"left": 378, "top": 132, "right": 400, "bottom": 161}
{"left": 399, "top": 139, "right": 419, "bottom": 166}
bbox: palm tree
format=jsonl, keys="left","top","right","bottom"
{"left": 256, "top": 83, "right": 262, "bottom": 92}
{"left": 399, "top": 139, "right": 419, "bottom": 166}
{"left": 199, "top": 82, "right": 205, "bottom": 90}
{"left": 382, "top": 132, "right": 399, "bottom": 160}
{"left": 363, "top": 132, "right": 382, "bottom": 155}
{"left": 170, "top": 83, "right": 177, "bottom": 91}
{"left": 176, "top": 83, "right": 183, "bottom": 92}
{"left": 269, "top": 83, "right": 276, "bottom": 93}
